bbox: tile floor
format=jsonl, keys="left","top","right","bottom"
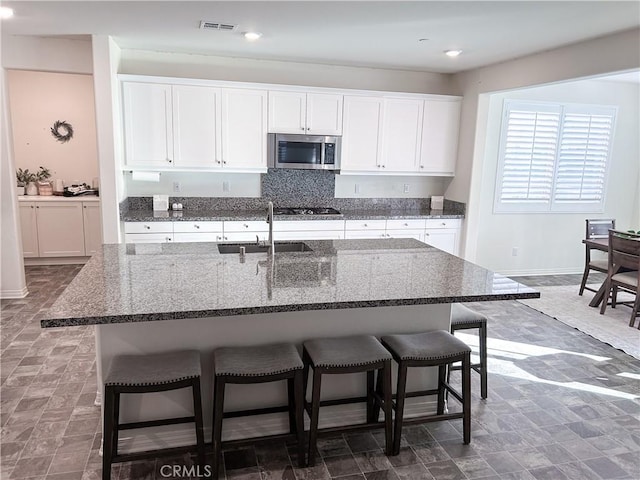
{"left": 1, "top": 266, "right": 639, "bottom": 480}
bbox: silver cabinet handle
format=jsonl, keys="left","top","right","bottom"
{"left": 194, "top": 224, "right": 200, "bottom": 229}
{"left": 223, "top": 161, "right": 227, "bottom": 165}
{"left": 216, "top": 160, "right": 221, "bottom": 164}
{"left": 403, "top": 223, "right": 408, "bottom": 227}
{"left": 364, "top": 224, "right": 368, "bottom": 227}
{"left": 441, "top": 222, "right": 446, "bottom": 226}
{"left": 166, "top": 237, "right": 172, "bottom": 241}
{"left": 420, "top": 165, "right": 424, "bottom": 169}
{"left": 425, "top": 232, "right": 430, "bottom": 236}
{"left": 382, "top": 165, "right": 385, "bottom": 168}
{"left": 301, "top": 127, "right": 305, "bottom": 131}
{"left": 224, "top": 236, "right": 228, "bottom": 240}
{"left": 144, "top": 225, "right": 150, "bottom": 230}
{"left": 216, "top": 236, "right": 221, "bottom": 241}
{"left": 243, "top": 224, "right": 249, "bottom": 228}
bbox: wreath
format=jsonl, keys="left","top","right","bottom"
{"left": 50, "top": 120, "right": 74, "bottom": 143}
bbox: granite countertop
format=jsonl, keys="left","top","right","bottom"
{"left": 42, "top": 239, "right": 538, "bottom": 328}
{"left": 121, "top": 208, "right": 464, "bottom": 222}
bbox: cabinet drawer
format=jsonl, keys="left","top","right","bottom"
{"left": 173, "top": 221, "right": 223, "bottom": 233}
{"left": 125, "top": 233, "right": 173, "bottom": 243}
{"left": 274, "top": 220, "right": 345, "bottom": 232}
{"left": 223, "top": 221, "right": 269, "bottom": 232}
{"left": 345, "top": 219, "right": 387, "bottom": 231}
{"left": 425, "top": 219, "right": 461, "bottom": 229}
{"left": 173, "top": 232, "right": 223, "bottom": 242}
{"left": 386, "top": 219, "right": 426, "bottom": 230}
{"left": 345, "top": 231, "right": 387, "bottom": 239}
{"left": 124, "top": 221, "right": 174, "bottom": 234}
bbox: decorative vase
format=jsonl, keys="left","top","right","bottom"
{"left": 37, "top": 181, "right": 53, "bottom": 196}
{"left": 25, "top": 182, "right": 38, "bottom": 196}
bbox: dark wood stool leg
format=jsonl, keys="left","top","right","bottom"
{"left": 293, "top": 370, "right": 306, "bottom": 468}
{"left": 382, "top": 361, "right": 393, "bottom": 456}
{"left": 102, "top": 386, "right": 115, "bottom": 480}
{"left": 307, "top": 367, "right": 322, "bottom": 467}
{"left": 479, "top": 323, "right": 488, "bottom": 399}
{"left": 392, "top": 362, "right": 408, "bottom": 455}
{"left": 371, "top": 368, "right": 383, "bottom": 423}
{"left": 287, "top": 377, "right": 296, "bottom": 434}
{"left": 366, "top": 370, "right": 375, "bottom": 423}
{"left": 462, "top": 353, "right": 471, "bottom": 445}
{"left": 192, "top": 378, "right": 206, "bottom": 470}
{"left": 437, "top": 365, "right": 446, "bottom": 415}
{"left": 212, "top": 376, "right": 226, "bottom": 480}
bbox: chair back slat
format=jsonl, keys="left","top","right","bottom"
{"left": 587, "top": 219, "right": 616, "bottom": 239}
{"left": 609, "top": 230, "right": 640, "bottom": 272}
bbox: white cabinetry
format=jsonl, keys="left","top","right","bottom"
{"left": 381, "top": 99, "right": 423, "bottom": 172}
{"left": 221, "top": 220, "right": 269, "bottom": 242}
{"left": 341, "top": 96, "right": 383, "bottom": 171}
{"left": 124, "top": 222, "right": 174, "bottom": 243}
{"left": 220, "top": 89, "right": 268, "bottom": 169}
{"left": 345, "top": 219, "right": 387, "bottom": 239}
{"left": 423, "top": 219, "right": 461, "bottom": 255}
{"left": 268, "top": 91, "right": 343, "bottom": 135}
{"left": 19, "top": 199, "right": 101, "bottom": 259}
{"left": 273, "top": 220, "right": 345, "bottom": 240}
{"left": 385, "top": 219, "right": 425, "bottom": 241}
{"left": 419, "top": 99, "right": 461, "bottom": 175}
{"left": 173, "top": 222, "right": 224, "bottom": 242}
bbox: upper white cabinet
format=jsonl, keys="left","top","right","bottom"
{"left": 419, "top": 99, "right": 461, "bottom": 175}
{"left": 380, "top": 98, "right": 424, "bottom": 172}
{"left": 123, "top": 82, "right": 173, "bottom": 167}
{"left": 341, "top": 96, "right": 383, "bottom": 171}
{"left": 220, "top": 88, "right": 268, "bottom": 169}
{"left": 122, "top": 80, "right": 267, "bottom": 172}
{"left": 268, "top": 91, "right": 343, "bottom": 135}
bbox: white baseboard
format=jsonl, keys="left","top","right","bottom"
{"left": 0, "top": 286, "right": 29, "bottom": 299}
{"left": 24, "top": 257, "right": 89, "bottom": 266}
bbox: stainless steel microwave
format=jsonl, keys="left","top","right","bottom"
{"left": 268, "top": 134, "right": 341, "bottom": 171}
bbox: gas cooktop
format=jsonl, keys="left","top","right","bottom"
{"left": 274, "top": 207, "right": 342, "bottom": 216}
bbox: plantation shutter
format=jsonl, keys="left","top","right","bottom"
{"left": 495, "top": 101, "right": 616, "bottom": 213}
{"left": 553, "top": 106, "right": 616, "bottom": 209}
{"left": 496, "top": 102, "right": 561, "bottom": 210}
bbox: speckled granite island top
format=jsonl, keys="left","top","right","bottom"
{"left": 41, "top": 239, "right": 538, "bottom": 327}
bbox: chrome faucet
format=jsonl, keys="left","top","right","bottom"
{"left": 266, "top": 201, "right": 275, "bottom": 258}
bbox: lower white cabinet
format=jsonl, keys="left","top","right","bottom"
{"left": 423, "top": 219, "right": 461, "bottom": 255}
{"left": 173, "top": 221, "right": 224, "bottom": 242}
{"left": 19, "top": 199, "right": 102, "bottom": 258}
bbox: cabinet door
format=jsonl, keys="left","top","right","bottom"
{"left": 423, "top": 229, "right": 459, "bottom": 255}
{"left": 268, "top": 91, "right": 305, "bottom": 134}
{"left": 173, "top": 85, "right": 220, "bottom": 168}
{"left": 82, "top": 203, "right": 102, "bottom": 256}
{"left": 419, "top": 99, "right": 461, "bottom": 175}
{"left": 381, "top": 98, "right": 423, "bottom": 172}
{"left": 306, "top": 93, "right": 343, "bottom": 135}
{"left": 19, "top": 202, "right": 39, "bottom": 257}
{"left": 36, "top": 202, "right": 85, "bottom": 256}
{"left": 341, "top": 96, "right": 383, "bottom": 172}
{"left": 123, "top": 82, "right": 173, "bottom": 167}
{"left": 221, "top": 88, "right": 268, "bottom": 169}
{"left": 385, "top": 230, "right": 423, "bottom": 241}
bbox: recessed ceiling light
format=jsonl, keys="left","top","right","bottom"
{"left": 444, "top": 49, "right": 462, "bottom": 57}
{"left": 243, "top": 32, "right": 262, "bottom": 41}
{"left": 0, "top": 7, "right": 14, "bottom": 19}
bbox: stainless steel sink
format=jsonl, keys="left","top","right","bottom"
{"left": 217, "top": 242, "right": 313, "bottom": 254}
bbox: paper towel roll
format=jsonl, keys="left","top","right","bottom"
{"left": 131, "top": 171, "right": 160, "bottom": 182}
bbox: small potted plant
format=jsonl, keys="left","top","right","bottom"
{"left": 36, "top": 166, "right": 53, "bottom": 195}
{"left": 16, "top": 168, "right": 37, "bottom": 195}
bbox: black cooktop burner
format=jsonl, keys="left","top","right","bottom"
{"left": 274, "top": 207, "right": 342, "bottom": 216}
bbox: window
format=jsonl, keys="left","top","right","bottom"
{"left": 494, "top": 100, "right": 617, "bottom": 213}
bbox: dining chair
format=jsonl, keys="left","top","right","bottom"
{"left": 600, "top": 230, "right": 640, "bottom": 328}
{"left": 579, "top": 219, "right": 616, "bottom": 295}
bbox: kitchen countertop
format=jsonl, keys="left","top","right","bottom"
{"left": 41, "top": 238, "right": 538, "bottom": 328}
{"left": 121, "top": 208, "right": 464, "bottom": 222}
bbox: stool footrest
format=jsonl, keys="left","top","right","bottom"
{"left": 402, "top": 411, "right": 465, "bottom": 427}
{"left": 224, "top": 405, "right": 289, "bottom": 419}
{"left": 119, "top": 416, "right": 196, "bottom": 431}
{"left": 112, "top": 444, "right": 196, "bottom": 464}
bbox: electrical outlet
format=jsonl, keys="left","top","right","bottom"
{"left": 223, "top": 181, "right": 230, "bottom": 192}
{"left": 354, "top": 184, "right": 360, "bottom": 194}
{"left": 512, "top": 247, "right": 519, "bottom": 257}
{"left": 403, "top": 184, "right": 410, "bottom": 194}
{"left": 173, "top": 182, "right": 181, "bottom": 193}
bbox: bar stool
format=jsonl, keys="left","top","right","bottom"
{"left": 212, "top": 343, "right": 305, "bottom": 479}
{"left": 303, "top": 335, "right": 393, "bottom": 467}
{"left": 102, "top": 350, "right": 205, "bottom": 480}
{"left": 450, "top": 303, "right": 488, "bottom": 399}
{"left": 380, "top": 330, "right": 471, "bottom": 455}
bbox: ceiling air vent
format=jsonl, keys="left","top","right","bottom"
{"left": 199, "top": 21, "right": 238, "bottom": 32}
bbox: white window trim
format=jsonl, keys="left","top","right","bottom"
{"left": 494, "top": 100, "right": 617, "bottom": 214}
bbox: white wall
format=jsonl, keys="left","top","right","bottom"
{"left": 1, "top": 35, "right": 93, "bottom": 74}
{"left": 124, "top": 171, "right": 261, "bottom": 197}
{"left": 7, "top": 70, "right": 99, "bottom": 186}
{"left": 335, "top": 175, "right": 449, "bottom": 198}
{"left": 472, "top": 79, "right": 639, "bottom": 275}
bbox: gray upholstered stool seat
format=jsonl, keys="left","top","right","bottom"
{"left": 105, "top": 350, "right": 201, "bottom": 386}
{"left": 303, "top": 335, "right": 392, "bottom": 367}
{"left": 450, "top": 303, "right": 488, "bottom": 399}
{"left": 212, "top": 343, "right": 305, "bottom": 478}
{"left": 381, "top": 330, "right": 471, "bottom": 361}
{"left": 380, "top": 330, "right": 472, "bottom": 454}
{"left": 214, "top": 343, "right": 303, "bottom": 377}
{"left": 302, "top": 335, "right": 394, "bottom": 466}
{"left": 102, "top": 350, "right": 205, "bottom": 480}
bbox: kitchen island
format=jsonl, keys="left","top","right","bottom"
{"left": 42, "top": 239, "right": 538, "bottom": 452}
